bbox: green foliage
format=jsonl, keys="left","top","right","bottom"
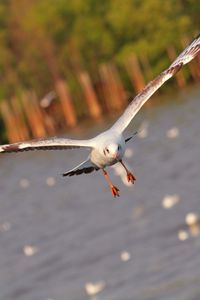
{"left": 0, "top": 0, "right": 198, "bottom": 100}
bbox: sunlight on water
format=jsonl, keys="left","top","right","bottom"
{"left": 120, "top": 251, "right": 131, "bottom": 262}
{"left": 46, "top": 176, "right": 56, "bottom": 187}
{"left": 85, "top": 281, "right": 105, "bottom": 296}
{"left": 178, "top": 230, "right": 189, "bottom": 241}
{"left": 166, "top": 127, "right": 180, "bottom": 139}
{"left": 162, "top": 194, "right": 180, "bottom": 209}
{"left": 23, "top": 245, "right": 38, "bottom": 257}
{"left": 185, "top": 213, "right": 199, "bottom": 226}
{"left": 19, "top": 178, "right": 30, "bottom": 189}
{"left": 0, "top": 222, "right": 11, "bottom": 232}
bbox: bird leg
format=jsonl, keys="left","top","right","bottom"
{"left": 102, "top": 169, "right": 120, "bottom": 197}
{"left": 119, "top": 160, "right": 136, "bottom": 184}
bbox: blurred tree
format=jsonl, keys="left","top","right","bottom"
{"left": 0, "top": 0, "right": 18, "bottom": 99}
{"left": 4, "top": 0, "right": 197, "bottom": 93}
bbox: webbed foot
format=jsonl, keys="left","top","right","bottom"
{"left": 127, "top": 172, "right": 136, "bottom": 184}
{"left": 111, "top": 186, "right": 120, "bottom": 197}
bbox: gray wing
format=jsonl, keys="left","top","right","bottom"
{"left": 0, "top": 137, "right": 93, "bottom": 153}
{"left": 111, "top": 34, "right": 200, "bottom": 133}
{"left": 62, "top": 158, "right": 99, "bottom": 176}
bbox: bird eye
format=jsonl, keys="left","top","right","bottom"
{"left": 118, "top": 145, "right": 121, "bottom": 150}
{"left": 103, "top": 148, "right": 109, "bottom": 155}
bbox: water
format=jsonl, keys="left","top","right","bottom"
{"left": 0, "top": 87, "right": 200, "bottom": 300}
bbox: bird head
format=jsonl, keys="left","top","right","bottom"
{"left": 103, "top": 143, "right": 123, "bottom": 160}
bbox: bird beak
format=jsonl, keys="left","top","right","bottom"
{"left": 113, "top": 154, "right": 119, "bottom": 160}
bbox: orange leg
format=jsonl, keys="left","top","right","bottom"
{"left": 119, "top": 160, "right": 136, "bottom": 184}
{"left": 102, "top": 169, "right": 120, "bottom": 197}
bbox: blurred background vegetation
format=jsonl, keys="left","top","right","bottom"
{"left": 0, "top": 0, "right": 199, "bottom": 142}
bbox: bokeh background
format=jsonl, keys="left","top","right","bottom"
{"left": 0, "top": 1, "right": 200, "bottom": 299}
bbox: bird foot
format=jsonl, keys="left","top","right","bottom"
{"left": 127, "top": 172, "right": 136, "bottom": 184}
{"left": 111, "top": 186, "right": 120, "bottom": 197}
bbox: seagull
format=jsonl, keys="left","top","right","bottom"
{"left": 0, "top": 34, "right": 200, "bottom": 197}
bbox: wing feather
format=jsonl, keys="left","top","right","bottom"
{"left": 111, "top": 34, "right": 200, "bottom": 133}
{"left": 0, "top": 137, "right": 93, "bottom": 153}
{"left": 62, "top": 158, "right": 99, "bottom": 176}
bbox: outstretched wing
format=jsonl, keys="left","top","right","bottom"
{"left": 63, "top": 158, "right": 99, "bottom": 176}
{"left": 0, "top": 137, "right": 93, "bottom": 153}
{"left": 111, "top": 34, "right": 200, "bottom": 133}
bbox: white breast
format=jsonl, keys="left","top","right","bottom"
{"left": 90, "top": 149, "right": 113, "bottom": 168}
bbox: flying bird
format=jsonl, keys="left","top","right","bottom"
{"left": 0, "top": 34, "right": 200, "bottom": 197}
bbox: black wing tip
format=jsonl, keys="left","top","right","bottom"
{"left": 125, "top": 131, "right": 138, "bottom": 143}
{"left": 62, "top": 172, "right": 71, "bottom": 177}
{"left": 62, "top": 166, "right": 99, "bottom": 177}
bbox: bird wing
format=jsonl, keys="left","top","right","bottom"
{"left": 110, "top": 34, "right": 200, "bottom": 133}
{"left": 62, "top": 158, "right": 99, "bottom": 176}
{"left": 0, "top": 137, "right": 93, "bottom": 153}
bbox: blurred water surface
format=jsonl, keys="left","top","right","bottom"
{"left": 0, "top": 87, "right": 200, "bottom": 300}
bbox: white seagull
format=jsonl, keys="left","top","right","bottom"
{"left": 0, "top": 34, "right": 200, "bottom": 197}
